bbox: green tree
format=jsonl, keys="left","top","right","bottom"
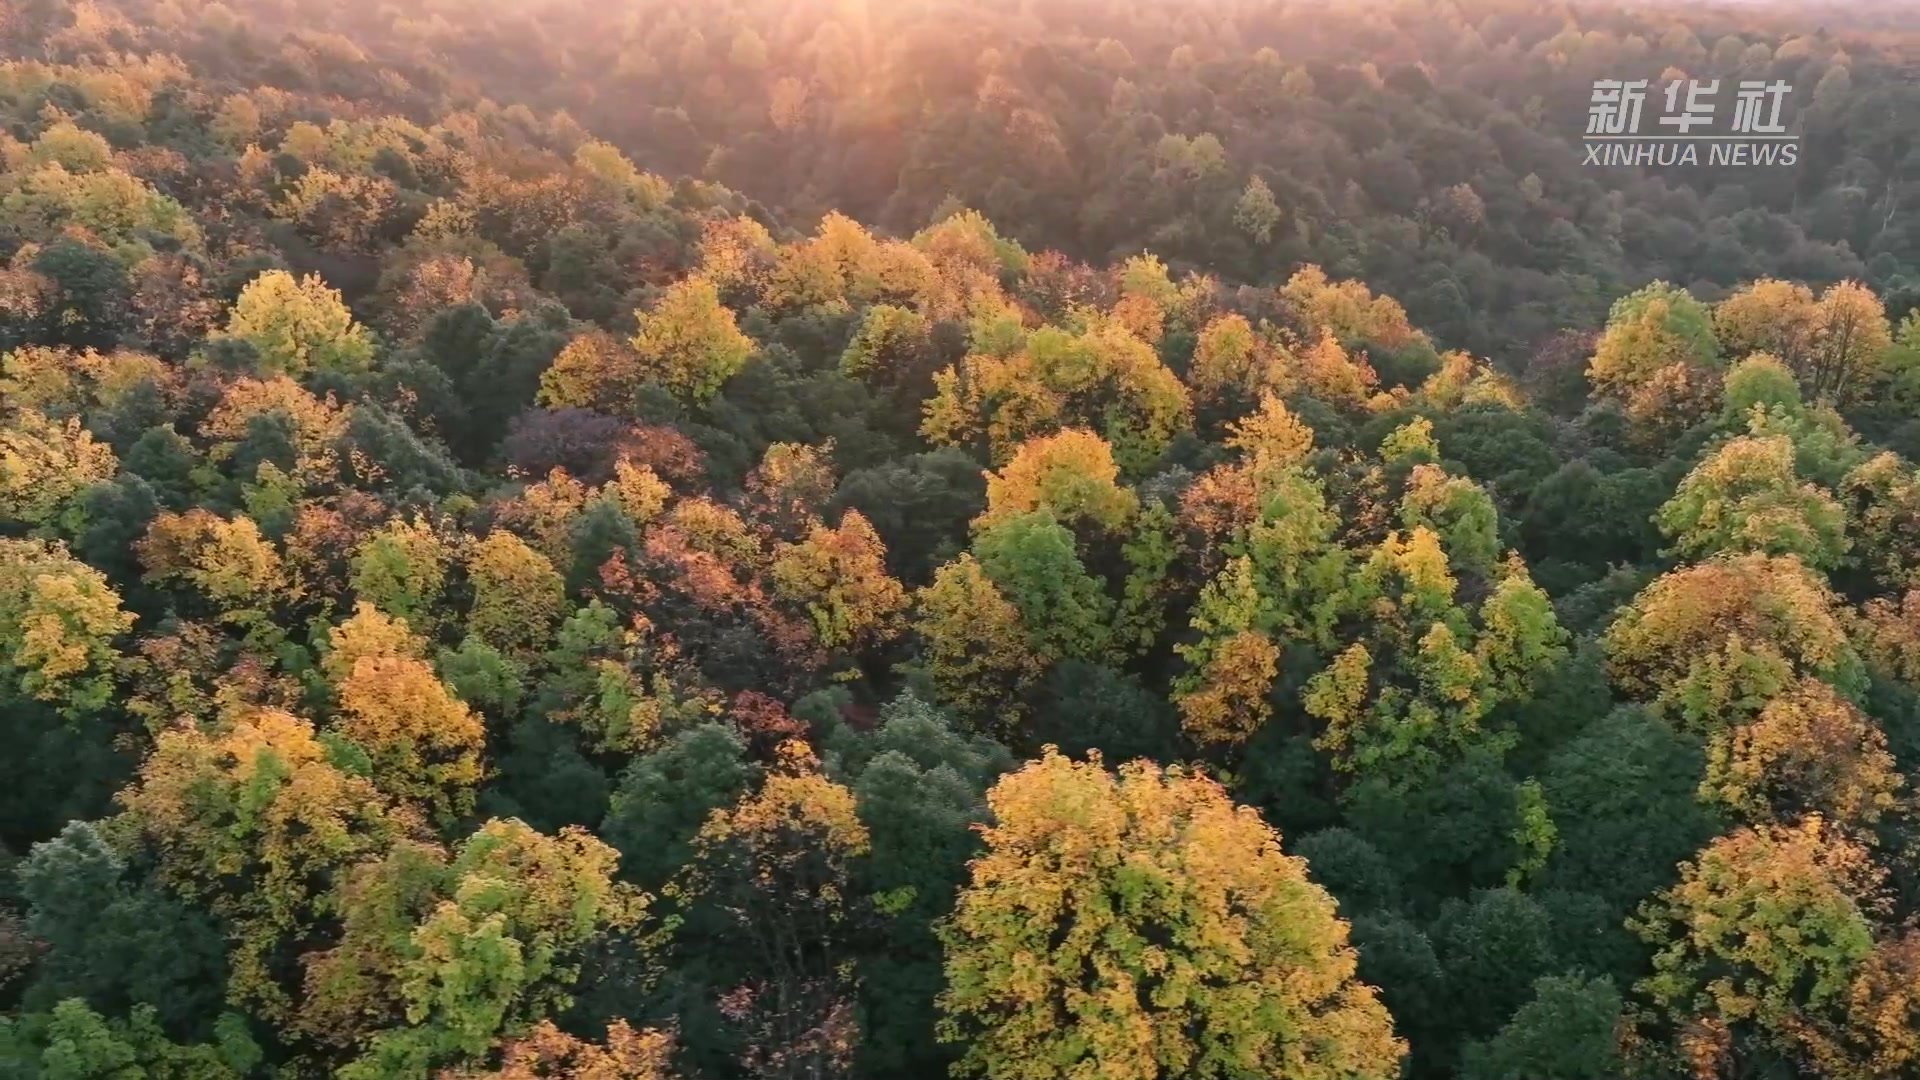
{"left": 1459, "top": 975, "right": 1625, "bottom": 1080}
{"left": 843, "top": 707, "right": 996, "bottom": 1079}
{"left": 325, "top": 820, "right": 645, "bottom": 1079}
{"left": 1233, "top": 176, "right": 1282, "bottom": 245}
{"left": 14, "top": 822, "right": 230, "bottom": 1039}
{"left": 1433, "top": 888, "right": 1562, "bottom": 1044}
{"left": 601, "top": 723, "right": 760, "bottom": 891}
{"left": 0, "top": 999, "right": 260, "bottom": 1080}
{"left": 971, "top": 510, "right": 1113, "bottom": 664}
{"left": 1538, "top": 707, "right": 1719, "bottom": 913}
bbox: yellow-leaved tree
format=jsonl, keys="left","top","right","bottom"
{"left": 629, "top": 276, "right": 755, "bottom": 403}
{"left": 323, "top": 603, "right": 487, "bottom": 825}
{"left": 117, "top": 707, "right": 421, "bottom": 1024}
{"left": 222, "top": 269, "right": 376, "bottom": 377}
{"left": 437, "top": 1021, "right": 676, "bottom": 1080}
{"left": 466, "top": 530, "right": 568, "bottom": 657}
{"left": 936, "top": 749, "right": 1405, "bottom": 1080}
{"left": 1699, "top": 677, "right": 1901, "bottom": 829}
{"left": 0, "top": 537, "right": 135, "bottom": 715}
{"left": 1630, "top": 816, "right": 1892, "bottom": 1079}
{"left": 912, "top": 554, "right": 1046, "bottom": 738}
{"left": 0, "top": 407, "right": 116, "bottom": 526}
{"left": 1604, "top": 552, "right": 1863, "bottom": 731}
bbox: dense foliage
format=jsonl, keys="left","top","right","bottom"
{"left": 5, "top": 1, "right": 1920, "bottom": 1079}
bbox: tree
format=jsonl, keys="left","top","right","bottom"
{"left": 26, "top": 239, "right": 132, "bottom": 350}
{"left": 1841, "top": 451, "right": 1920, "bottom": 593}
{"left": 1226, "top": 393, "right": 1315, "bottom": 472}
{"left": 0, "top": 407, "right": 116, "bottom": 526}
{"left": 1458, "top": 975, "right": 1625, "bottom": 1080}
{"left": 838, "top": 304, "right": 936, "bottom": 386}
{"left": 30, "top": 121, "right": 114, "bottom": 171}
{"left": 572, "top": 141, "right": 669, "bottom": 209}
{"left": 1699, "top": 678, "right": 1900, "bottom": 828}
{"left": 350, "top": 517, "right": 454, "bottom": 630}
{"left": 767, "top": 510, "right": 908, "bottom": 663}
{"left": 0, "top": 164, "right": 200, "bottom": 252}
{"left": 1808, "top": 281, "right": 1894, "bottom": 404}
{"left": 1630, "top": 817, "right": 1884, "bottom": 1078}
{"left": 1305, "top": 534, "right": 1565, "bottom": 788}
{"left": 0, "top": 998, "right": 260, "bottom": 1080}
{"left": 1604, "top": 553, "right": 1863, "bottom": 731}
{"left": 833, "top": 448, "right": 987, "bottom": 585}
{"left": 1655, "top": 434, "right": 1849, "bottom": 569}
{"left": 1189, "top": 315, "right": 1274, "bottom": 410}
{"left": 467, "top": 531, "right": 568, "bottom": 656}
{"left": 1432, "top": 888, "right": 1562, "bottom": 1042}
{"left": 1297, "top": 331, "right": 1379, "bottom": 408}
{"left": 1173, "top": 557, "right": 1280, "bottom": 746}
{"left": 537, "top": 329, "right": 644, "bottom": 416}
{"left": 1292, "top": 828, "right": 1399, "bottom": 917}
{"left": 848, "top": 742, "right": 988, "bottom": 1078}
{"left": 1716, "top": 279, "right": 1819, "bottom": 376}
{"left": 0, "top": 538, "right": 134, "bottom": 716}
{"left": 276, "top": 167, "right": 399, "bottom": 252}
{"left": 1234, "top": 176, "right": 1282, "bottom": 245}
{"left": 331, "top": 643, "right": 488, "bottom": 826}
{"left": 14, "top": 821, "right": 230, "bottom": 1036}
{"left": 328, "top": 820, "right": 645, "bottom": 1078}
{"left": 498, "top": 467, "right": 595, "bottom": 566}
{"left": 198, "top": 375, "right": 348, "bottom": 489}
{"left": 971, "top": 510, "right": 1113, "bottom": 665}
{"left": 117, "top": 707, "right": 418, "bottom": 1023}
{"left": 527, "top": 600, "right": 715, "bottom": 757}
{"left": 223, "top": 269, "right": 376, "bottom": 377}
{"left": 667, "top": 743, "right": 870, "bottom": 1080}
{"left": 1176, "top": 627, "right": 1281, "bottom": 747}
{"left": 1587, "top": 282, "right": 1721, "bottom": 435}
{"left": 602, "top": 723, "right": 760, "bottom": 891}
{"left": 438, "top": 1021, "right": 676, "bottom": 1079}
{"left": 1538, "top": 707, "right": 1718, "bottom": 913}
{"left": 911, "top": 554, "right": 1046, "bottom": 737}
{"left": 1398, "top": 465, "right": 1501, "bottom": 578}
{"left": 1857, "top": 588, "right": 1920, "bottom": 687}
{"left": 936, "top": 750, "right": 1405, "bottom": 1080}
{"left": 1280, "top": 265, "right": 1422, "bottom": 352}
{"left": 1720, "top": 352, "right": 1804, "bottom": 422}
{"left": 137, "top": 510, "right": 284, "bottom": 627}
{"left": 922, "top": 321, "right": 1189, "bottom": 472}
{"left": 743, "top": 441, "right": 837, "bottom": 539}
{"left": 629, "top": 276, "right": 755, "bottom": 403}
{"left": 975, "top": 429, "right": 1138, "bottom": 534}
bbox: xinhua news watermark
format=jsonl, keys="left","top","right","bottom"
{"left": 1584, "top": 79, "right": 1798, "bottom": 167}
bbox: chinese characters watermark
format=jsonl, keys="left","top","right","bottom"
{"left": 1583, "top": 78, "right": 1797, "bottom": 166}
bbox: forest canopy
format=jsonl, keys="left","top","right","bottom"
{"left": 4, "top": 1, "right": 1920, "bottom": 1079}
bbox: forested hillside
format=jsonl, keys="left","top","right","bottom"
{"left": 4, "top": 1, "right": 1920, "bottom": 1078}
{"left": 24, "top": 0, "right": 1919, "bottom": 361}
